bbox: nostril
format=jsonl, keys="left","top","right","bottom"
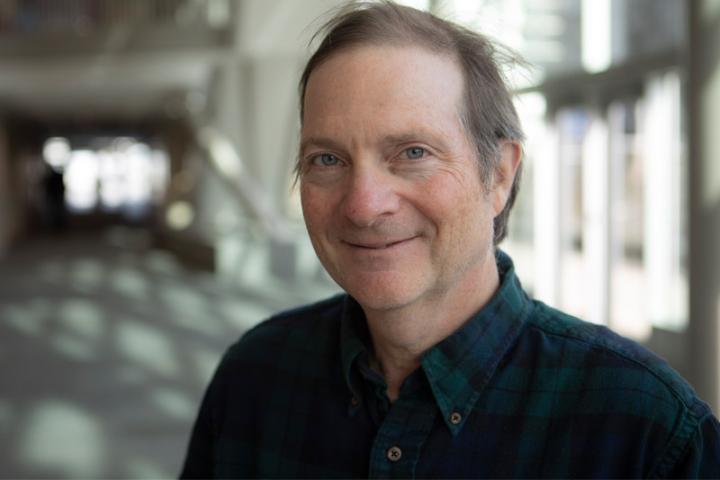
{"left": 342, "top": 172, "right": 400, "bottom": 227}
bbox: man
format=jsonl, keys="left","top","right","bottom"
{"left": 181, "top": 2, "right": 720, "bottom": 478}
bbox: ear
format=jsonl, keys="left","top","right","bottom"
{"left": 491, "top": 140, "right": 522, "bottom": 216}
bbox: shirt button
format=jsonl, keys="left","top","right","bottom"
{"left": 350, "top": 396, "right": 359, "bottom": 407}
{"left": 450, "top": 411, "right": 462, "bottom": 425}
{"left": 387, "top": 446, "right": 402, "bottom": 462}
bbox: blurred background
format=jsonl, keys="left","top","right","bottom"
{"left": 0, "top": 0, "right": 718, "bottom": 477}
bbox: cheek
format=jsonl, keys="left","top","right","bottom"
{"left": 419, "top": 172, "right": 485, "bottom": 221}
{"left": 300, "top": 185, "right": 332, "bottom": 234}
{"left": 430, "top": 181, "right": 493, "bottom": 245}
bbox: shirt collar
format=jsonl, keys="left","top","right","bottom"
{"left": 339, "top": 250, "right": 532, "bottom": 434}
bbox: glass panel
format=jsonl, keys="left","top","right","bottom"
{"left": 437, "top": 0, "right": 685, "bottom": 80}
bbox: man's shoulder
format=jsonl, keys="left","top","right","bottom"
{"left": 524, "top": 300, "right": 712, "bottom": 423}
{"left": 224, "top": 293, "right": 347, "bottom": 360}
{"left": 517, "top": 301, "right": 720, "bottom": 476}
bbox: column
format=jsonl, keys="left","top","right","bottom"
{"left": 581, "top": 110, "right": 611, "bottom": 325}
{"left": 687, "top": 0, "right": 720, "bottom": 413}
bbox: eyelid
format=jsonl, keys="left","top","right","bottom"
{"left": 396, "top": 144, "right": 431, "bottom": 160}
{"left": 306, "top": 151, "right": 343, "bottom": 167}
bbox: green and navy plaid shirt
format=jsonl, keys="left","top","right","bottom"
{"left": 181, "top": 252, "right": 720, "bottom": 478}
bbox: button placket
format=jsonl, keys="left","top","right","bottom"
{"left": 367, "top": 391, "right": 437, "bottom": 478}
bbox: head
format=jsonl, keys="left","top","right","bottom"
{"left": 296, "top": 1, "right": 524, "bottom": 314}
{"left": 298, "top": 1, "right": 524, "bottom": 244}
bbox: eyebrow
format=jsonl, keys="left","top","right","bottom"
{"left": 299, "top": 136, "right": 346, "bottom": 157}
{"left": 301, "top": 130, "right": 451, "bottom": 154}
{"left": 380, "top": 132, "right": 433, "bottom": 147}
{"left": 380, "top": 130, "right": 453, "bottom": 155}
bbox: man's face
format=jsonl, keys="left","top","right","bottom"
{"left": 299, "top": 45, "right": 506, "bottom": 314}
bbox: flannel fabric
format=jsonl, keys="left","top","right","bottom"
{"left": 181, "top": 251, "right": 720, "bottom": 478}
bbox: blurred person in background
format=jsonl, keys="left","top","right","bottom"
{"left": 181, "top": 2, "right": 720, "bottom": 477}
{"left": 41, "top": 162, "right": 66, "bottom": 231}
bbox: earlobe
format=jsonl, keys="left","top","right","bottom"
{"left": 492, "top": 140, "right": 522, "bottom": 215}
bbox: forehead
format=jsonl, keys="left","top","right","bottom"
{"left": 302, "top": 44, "right": 465, "bottom": 134}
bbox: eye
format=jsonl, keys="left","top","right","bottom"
{"left": 311, "top": 153, "right": 340, "bottom": 167}
{"left": 404, "top": 147, "right": 425, "bottom": 159}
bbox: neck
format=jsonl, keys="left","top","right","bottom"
{"left": 363, "top": 253, "right": 500, "bottom": 402}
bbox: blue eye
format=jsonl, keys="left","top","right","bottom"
{"left": 405, "top": 147, "right": 425, "bottom": 159}
{"left": 312, "top": 153, "right": 340, "bottom": 166}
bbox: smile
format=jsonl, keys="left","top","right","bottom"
{"left": 343, "top": 237, "right": 417, "bottom": 250}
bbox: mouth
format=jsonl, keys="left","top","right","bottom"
{"left": 344, "top": 237, "right": 417, "bottom": 250}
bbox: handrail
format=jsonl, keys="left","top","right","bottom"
{"left": 195, "top": 126, "right": 296, "bottom": 243}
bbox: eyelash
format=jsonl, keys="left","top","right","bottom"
{"left": 306, "top": 145, "right": 429, "bottom": 169}
{"left": 309, "top": 153, "right": 341, "bottom": 167}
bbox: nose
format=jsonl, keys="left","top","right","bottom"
{"left": 341, "top": 165, "right": 400, "bottom": 227}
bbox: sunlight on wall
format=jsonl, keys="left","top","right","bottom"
{"left": 166, "top": 309, "right": 224, "bottom": 336}
{"left": 1, "top": 225, "right": 319, "bottom": 479}
{"left": 3, "top": 304, "right": 47, "bottom": 337}
{"left": 110, "top": 267, "right": 150, "bottom": 300}
{"left": 116, "top": 320, "right": 179, "bottom": 378}
{"left": 51, "top": 333, "right": 95, "bottom": 363}
{"left": 116, "top": 365, "right": 149, "bottom": 387}
{"left": 125, "top": 458, "right": 169, "bottom": 479}
{"left": 216, "top": 299, "right": 274, "bottom": 331}
{"left": 19, "top": 401, "right": 106, "bottom": 478}
{"left": 159, "top": 284, "right": 211, "bottom": 319}
{"left": 190, "top": 348, "right": 224, "bottom": 384}
{"left": 149, "top": 387, "right": 196, "bottom": 421}
{"left": 144, "top": 250, "right": 182, "bottom": 276}
{"left": 58, "top": 300, "right": 104, "bottom": 340}
{"left": 69, "top": 259, "right": 105, "bottom": 291}
{"left": 49, "top": 299, "right": 106, "bottom": 361}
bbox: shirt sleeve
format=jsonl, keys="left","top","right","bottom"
{"left": 668, "top": 413, "right": 720, "bottom": 478}
{"left": 179, "top": 361, "right": 225, "bottom": 479}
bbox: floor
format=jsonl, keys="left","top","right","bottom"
{"left": 0, "top": 226, "right": 338, "bottom": 478}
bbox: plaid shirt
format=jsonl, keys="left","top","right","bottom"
{"left": 181, "top": 251, "right": 720, "bottom": 478}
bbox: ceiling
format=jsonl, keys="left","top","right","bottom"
{"left": 0, "top": 0, "right": 340, "bottom": 124}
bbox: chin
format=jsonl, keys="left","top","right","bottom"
{"left": 339, "top": 274, "right": 427, "bottom": 313}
